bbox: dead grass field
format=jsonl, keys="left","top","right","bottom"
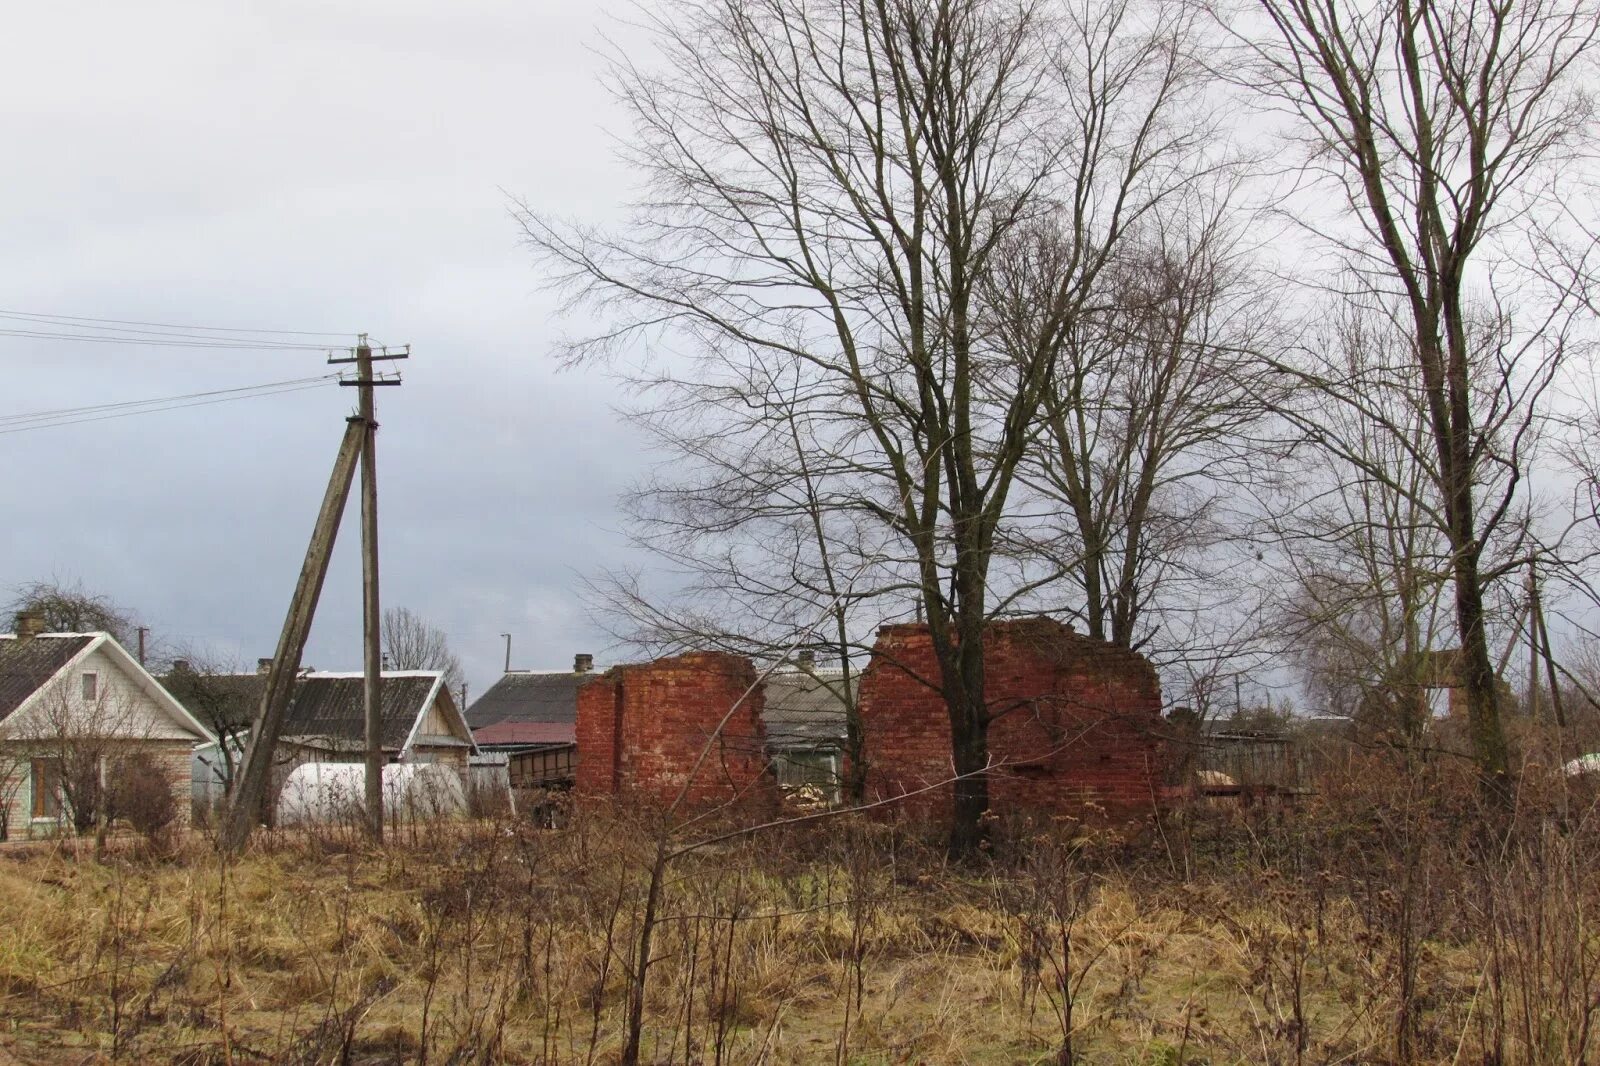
{"left": 2, "top": 759, "right": 1598, "bottom": 1065}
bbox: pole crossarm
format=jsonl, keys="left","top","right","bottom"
{"left": 327, "top": 344, "right": 409, "bottom": 365}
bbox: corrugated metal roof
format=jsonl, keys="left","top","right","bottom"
{"left": 466, "top": 671, "right": 586, "bottom": 729}
{"left": 287, "top": 674, "right": 443, "bottom": 749}
{"left": 0, "top": 634, "right": 95, "bottom": 724}
{"left": 164, "top": 670, "right": 448, "bottom": 752}
{"left": 761, "top": 669, "right": 852, "bottom": 750}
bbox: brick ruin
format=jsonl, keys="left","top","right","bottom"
{"left": 572, "top": 619, "right": 1166, "bottom": 824}
{"left": 574, "top": 651, "right": 778, "bottom": 812}
{"left": 857, "top": 618, "right": 1166, "bottom": 821}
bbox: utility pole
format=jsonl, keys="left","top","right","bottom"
{"left": 219, "top": 419, "right": 365, "bottom": 855}
{"left": 1530, "top": 563, "right": 1567, "bottom": 729}
{"left": 136, "top": 626, "right": 149, "bottom": 666}
{"left": 1527, "top": 562, "right": 1542, "bottom": 721}
{"left": 216, "top": 333, "right": 408, "bottom": 857}
{"left": 333, "top": 334, "right": 406, "bottom": 842}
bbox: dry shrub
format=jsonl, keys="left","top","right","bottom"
{"left": 109, "top": 753, "right": 179, "bottom": 852}
{"left": 5, "top": 751, "right": 1600, "bottom": 1065}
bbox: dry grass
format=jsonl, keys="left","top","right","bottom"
{"left": 2, "top": 759, "right": 1599, "bottom": 1065}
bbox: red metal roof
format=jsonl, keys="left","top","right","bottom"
{"left": 471, "top": 721, "right": 575, "bottom": 746}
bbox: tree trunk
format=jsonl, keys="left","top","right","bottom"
{"left": 937, "top": 613, "right": 990, "bottom": 859}
{"left": 1451, "top": 547, "right": 1512, "bottom": 796}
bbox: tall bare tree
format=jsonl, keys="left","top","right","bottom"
{"left": 381, "top": 607, "right": 464, "bottom": 694}
{"left": 989, "top": 190, "right": 1280, "bottom": 671}
{"left": 524, "top": 0, "right": 1216, "bottom": 854}
{"left": 1229, "top": 0, "right": 1600, "bottom": 791}
{"left": 1272, "top": 310, "right": 1465, "bottom": 741}
{"left": 588, "top": 351, "right": 910, "bottom": 801}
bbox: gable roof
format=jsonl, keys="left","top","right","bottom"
{"left": 465, "top": 670, "right": 587, "bottom": 747}
{"left": 166, "top": 669, "right": 472, "bottom": 755}
{"left": 762, "top": 668, "right": 853, "bottom": 750}
{"left": 0, "top": 634, "right": 96, "bottom": 725}
{"left": 0, "top": 632, "right": 214, "bottom": 742}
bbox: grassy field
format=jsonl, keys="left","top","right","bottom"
{"left": 1, "top": 761, "right": 1598, "bottom": 1065}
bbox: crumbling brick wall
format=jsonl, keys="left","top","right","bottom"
{"left": 857, "top": 618, "right": 1166, "bottom": 822}
{"left": 575, "top": 651, "right": 778, "bottom": 812}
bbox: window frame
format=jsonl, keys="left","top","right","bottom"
{"left": 30, "top": 757, "right": 61, "bottom": 821}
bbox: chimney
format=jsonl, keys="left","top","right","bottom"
{"left": 574, "top": 653, "right": 594, "bottom": 674}
{"left": 257, "top": 657, "right": 274, "bottom": 675}
{"left": 14, "top": 610, "right": 44, "bottom": 641}
{"left": 172, "top": 659, "right": 192, "bottom": 674}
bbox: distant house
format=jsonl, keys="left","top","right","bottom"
{"left": 761, "top": 665, "right": 853, "bottom": 801}
{"left": 0, "top": 613, "right": 214, "bottom": 840}
{"left": 170, "top": 665, "right": 476, "bottom": 814}
{"left": 465, "top": 654, "right": 594, "bottom": 788}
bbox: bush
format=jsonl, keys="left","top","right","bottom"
{"left": 110, "top": 753, "right": 178, "bottom": 847}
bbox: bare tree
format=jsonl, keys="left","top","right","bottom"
{"left": 588, "top": 361, "right": 907, "bottom": 802}
{"left": 161, "top": 653, "right": 253, "bottom": 804}
{"left": 1228, "top": 0, "right": 1600, "bottom": 791}
{"left": 1, "top": 677, "right": 162, "bottom": 857}
{"left": 524, "top": 0, "right": 1216, "bottom": 855}
{"left": 989, "top": 188, "right": 1281, "bottom": 682}
{"left": 382, "top": 607, "right": 465, "bottom": 694}
{"left": 7, "top": 579, "right": 138, "bottom": 648}
{"left": 0, "top": 727, "right": 29, "bottom": 841}
{"left": 1272, "top": 301, "right": 1563, "bottom": 751}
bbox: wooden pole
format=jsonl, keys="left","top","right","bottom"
{"left": 1527, "top": 562, "right": 1542, "bottom": 721}
{"left": 358, "top": 336, "right": 384, "bottom": 842}
{"left": 1531, "top": 567, "right": 1567, "bottom": 729}
{"left": 218, "top": 419, "right": 365, "bottom": 854}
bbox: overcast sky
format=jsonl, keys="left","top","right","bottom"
{"left": 0, "top": 2, "right": 650, "bottom": 697}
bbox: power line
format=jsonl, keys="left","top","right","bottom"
{"left": 0, "top": 309, "right": 358, "bottom": 339}
{"left": 0, "top": 374, "right": 339, "bottom": 424}
{"left": 0, "top": 327, "right": 334, "bottom": 351}
{"left": 0, "top": 316, "right": 337, "bottom": 347}
{"left": 0, "top": 375, "right": 340, "bottom": 435}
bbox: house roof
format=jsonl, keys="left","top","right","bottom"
{"left": 471, "top": 720, "right": 576, "bottom": 747}
{"left": 762, "top": 668, "right": 852, "bottom": 750}
{"left": 166, "top": 669, "right": 468, "bottom": 754}
{"left": 286, "top": 672, "right": 458, "bottom": 751}
{"left": 0, "top": 632, "right": 213, "bottom": 743}
{"left": 0, "top": 634, "right": 97, "bottom": 724}
{"left": 465, "top": 670, "right": 587, "bottom": 747}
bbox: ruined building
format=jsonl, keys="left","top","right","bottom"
{"left": 857, "top": 618, "right": 1166, "bottom": 821}
{"left": 573, "top": 618, "right": 1167, "bottom": 824}
{"left": 574, "top": 651, "right": 778, "bottom": 812}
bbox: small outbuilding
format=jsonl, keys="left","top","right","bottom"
{"left": 171, "top": 666, "right": 476, "bottom": 817}
{"left": 465, "top": 655, "right": 594, "bottom": 788}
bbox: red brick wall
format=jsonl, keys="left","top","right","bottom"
{"left": 574, "top": 652, "right": 778, "bottom": 813}
{"left": 857, "top": 618, "right": 1166, "bottom": 823}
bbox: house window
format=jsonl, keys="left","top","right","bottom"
{"left": 30, "top": 758, "right": 61, "bottom": 820}
{"left": 81, "top": 672, "right": 98, "bottom": 701}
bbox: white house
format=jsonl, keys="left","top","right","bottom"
{"left": 0, "top": 613, "right": 214, "bottom": 840}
